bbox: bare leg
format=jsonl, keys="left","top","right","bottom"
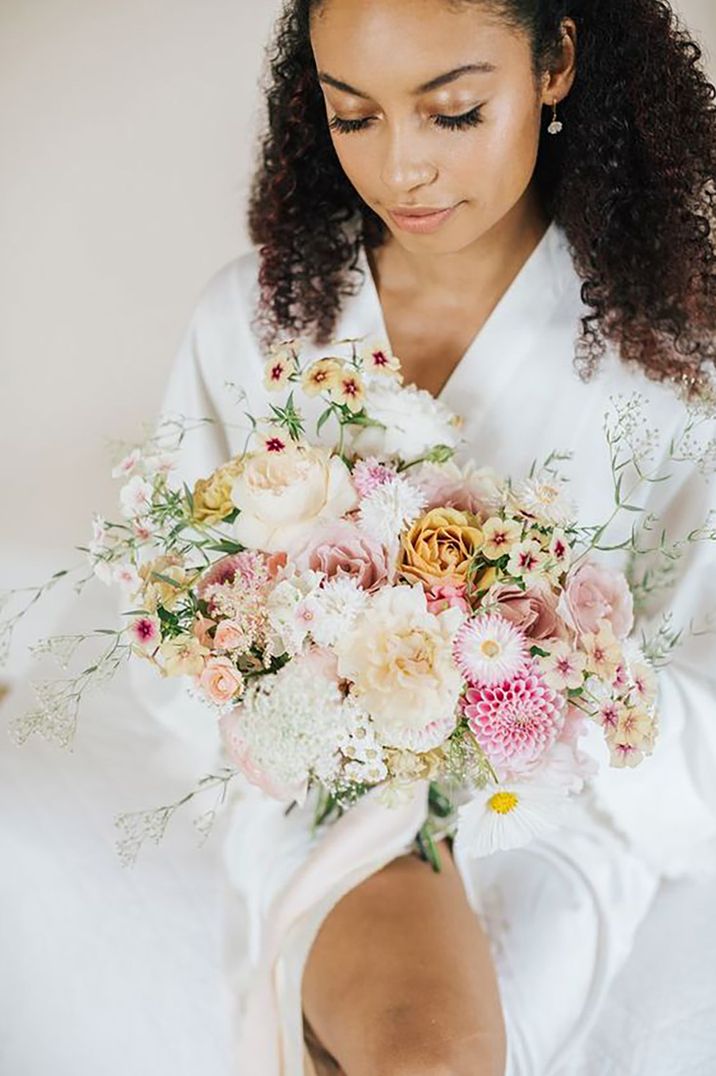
{"left": 302, "top": 838, "right": 507, "bottom": 1076}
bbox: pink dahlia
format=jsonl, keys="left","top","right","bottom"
{"left": 462, "top": 661, "right": 564, "bottom": 773}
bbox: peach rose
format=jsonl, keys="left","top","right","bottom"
{"left": 199, "top": 656, "right": 245, "bottom": 705}
{"left": 213, "top": 619, "right": 245, "bottom": 651}
{"left": 399, "top": 507, "right": 483, "bottom": 588}
{"left": 564, "top": 560, "right": 634, "bottom": 639}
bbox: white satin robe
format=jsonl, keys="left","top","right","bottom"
{"left": 144, "top": 220, "right": 716, "bottom": 1075}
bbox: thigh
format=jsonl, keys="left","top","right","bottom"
{"left": 302, "top": 838, "right": 507, "bottom": 1076}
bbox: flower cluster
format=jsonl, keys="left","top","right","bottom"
{"left": 9, "top": 338, "right": 710, "bottom": 866}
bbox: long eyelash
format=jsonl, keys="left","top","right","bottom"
{"left": 433, "top": 105, "right": 484, "bottom": 131}
{"left": 328, "top": 115, "right": 371, "bottom": 134}
{"left": 328, "top": 105, "right": 484, "bottom": 136}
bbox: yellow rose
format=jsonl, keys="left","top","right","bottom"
{"left": 139, "top": 554, "right": 190, "bottom": 612}
{"left": 158, "top": 634, "right": 210, "bottom": 678}
{"left": 399, "top": 507, "right": 483, "bottom": 587}
{"left": 191, "top": 457, "right": 245, "bottom": 525}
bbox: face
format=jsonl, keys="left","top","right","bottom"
{"left": 310, "top": 0, "right": 563, "bottom": 253}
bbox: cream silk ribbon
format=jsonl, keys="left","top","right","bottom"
{"left": 235, "top": 778, "right": 430, "bottom": 1075}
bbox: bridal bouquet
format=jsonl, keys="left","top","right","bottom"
{"left": 5, "top": 336, "right": 713, "bottom": 868}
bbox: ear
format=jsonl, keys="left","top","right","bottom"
{"left": 540, "top": 17, "right": 577, "bottom": 106}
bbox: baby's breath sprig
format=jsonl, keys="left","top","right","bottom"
{"left": 0, "top": 569, "right": 80, "bottom": 666}
{"left": 9, "top": 629, "right": 129, "bottom": 748}
{"left": 114, "top": 768, "right": 239, "bottom": 866}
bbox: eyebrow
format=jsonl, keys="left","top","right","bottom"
{"left": 317, "top": 62, "right": 497, "bottom": 99}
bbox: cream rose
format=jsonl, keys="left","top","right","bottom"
{"left": 334, "top": 583, "right": 463, "bottom": 746}
{"left": 231, "top": 443, "right": 358, "bottom": 555}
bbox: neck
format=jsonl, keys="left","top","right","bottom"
{"left": 370, "top": 188, "right": 550, "bottom": 306}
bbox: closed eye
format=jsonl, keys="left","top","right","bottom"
{"left": 328, "top": 104, "right": 485, "bottom": 135}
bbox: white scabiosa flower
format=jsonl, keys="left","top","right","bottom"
{"left": 309, "top": 576, "right": 370, "bottom": 647}
{"left": 510, "top": 475, "right": 576, "bottom": 527}
{"left": 453, "top": 613, "right": 529, "bottom": 686}
{"left": 454, "top": 778, "right": 570, "bottom": 858}
{"left": 347, "top": 379, "right": 461, "bottom": 461}
{"left": 357, "top": 474, "right": 427, "bottom": 548}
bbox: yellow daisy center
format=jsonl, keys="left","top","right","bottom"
{"left": 488, "top": 791, "right": 519, "bottom": 814}
{"left": 480, "top": 639, "right": 501, "bottom": 659}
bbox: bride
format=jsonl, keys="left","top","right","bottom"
{"left": 151, "top": 0, "right": 716, "bottom": 1072}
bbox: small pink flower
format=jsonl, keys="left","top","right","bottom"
{"left": 564, "top": 560, "right": 634, "bottom": 639}
{"left": 295, "top": 521, "right": 390, "bottom": 592}
{"left": 129, "top": 615, "right": 161, "bottom": 652}
{"left": 132, "top": 518, "right": 153, "bottom": 541}
{"left": 213, "top": 619, "right": 245, "bottom": 651}
{"left": 462, "top": 661, "right": 564, "bottom": 774}
{"left": 352, "top": 457, "right": 398, "bottom": 497}
{"left": 199, "top": 656, "right": 244, "bottom": 705}
{"left": 425, "top": 582, "right": 470, "bottom": 615}
{"left": 112, "top": 448, "right": 142, "bottom": 479}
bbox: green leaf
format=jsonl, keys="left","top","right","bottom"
{"left": 150, "top": 571, "right": 184, "bottom": 589}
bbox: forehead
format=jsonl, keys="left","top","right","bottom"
{"left": 310, "top": 0, "right": 521, "bottom": 95}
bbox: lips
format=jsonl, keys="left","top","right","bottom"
{"left": 387, "top": 203, "right": 461, "bottom": 234}
{"left": 389, "top": 206, "right": 454, "bottom": 217}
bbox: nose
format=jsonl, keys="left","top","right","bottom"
{"left": 379, "top": 120, "right": 438, "bottom": 195}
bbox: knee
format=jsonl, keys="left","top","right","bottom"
{"left": 362, "top": 1016, "right": 506, "bottom": 1076}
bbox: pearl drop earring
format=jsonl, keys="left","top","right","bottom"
{"left": 547, "top": 100, "right": 563, "bottom": 135}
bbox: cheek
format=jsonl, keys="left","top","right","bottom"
{"left": 476, "top": 96, "right": 542, "bottom": 194}
{"left": 331, "top": 137, "right": 375, "bottom": 195}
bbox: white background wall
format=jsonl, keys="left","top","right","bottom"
{"left": 1, "top": 0, "right": 714, "bottom": 672}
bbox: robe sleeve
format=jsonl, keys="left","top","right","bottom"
{"left": 122, "top": 289, "right": 235, "bottom": 774}
{"left": 590, "top": 418, "right": 716, "bottom": 879}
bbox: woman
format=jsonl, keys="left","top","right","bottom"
{"left": 156, "top": 0, "right": 716, "bottom": 1072}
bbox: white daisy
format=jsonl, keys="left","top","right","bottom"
{"left": 453, "top": 613, "right": 528, "bottom": 686}
{"left": 454, "top": 778, "right": 570, "bottom": 858}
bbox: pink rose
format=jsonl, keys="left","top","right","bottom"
{"left": 219, "top": 711, "right": 307, "bottom": 802}
{"left": 564, "top": 560, "right": 634, "bottom": 639}
{"left": 199, "top": 656, "right": 244, "bottom": 705}
{"left": 488, "top": 583, "right": 566, "bottom": 641}
{"left": 213, "top": 619, "right": 244, "bottom": 651}
{"left": 425, "top": 582, "right": 470, "bottom": 615}
{"left": 295, "top": 521, "right": 390, "bottom": 592}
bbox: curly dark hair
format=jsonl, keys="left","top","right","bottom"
{"left": 248, "top": 0, "right": 716, "bottom": 395}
